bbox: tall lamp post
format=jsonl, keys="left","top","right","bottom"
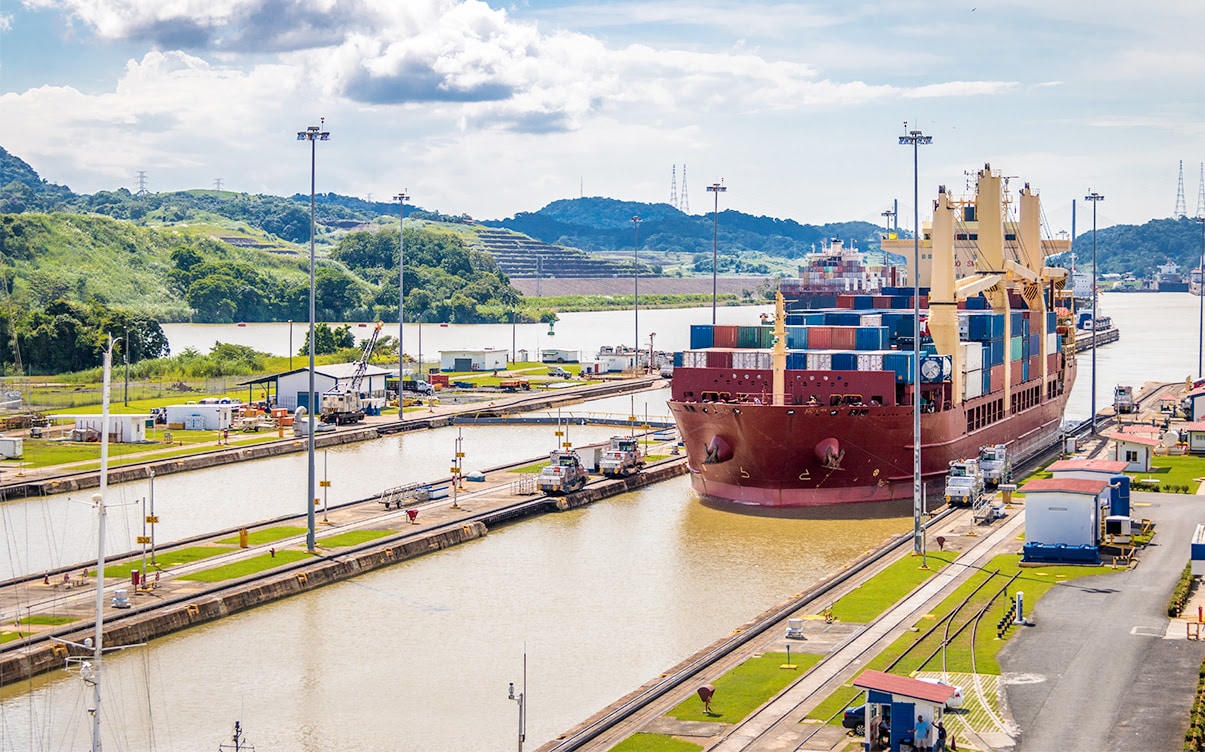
{"left": 632, "top": 215, "right": 641, "bottom": 372}
{"left": 297, "top": 119, "right": 329, "bottom": 553}
{"left": 395, "top": 191, "right": 409, "bottom": 410}
{"left": 707, "top": 182, "right": 726, "bottom": 325}
{"left": 1085, "top": 190, "right": 1104, "bottom": 433}
{"left": 899, "top": 125, "right": 931, "bottom": 557}
{"left": 507, "top": 652, "right": 527, "bottom": 752}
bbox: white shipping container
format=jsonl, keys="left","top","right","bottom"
{"left": 963, "top": 369, "right": 984, "bottom": 400}
{"left": 856, "top": 353, "right": 884, "bottom": 371}
{"left": 1046, "top": 332, "right": 1058, "bottom": 353}
{"left": 957, "top": 313, "right": 970, "bottom": 339}
{"left": 807, "top": 352, "right": 832, "bottom": 370}
{"left": 960, "top": 342, "right": 983, "bottom": 373}
{"left": 732, "top": 350, "right": 773, "bottom": 370}
{"left": 859, "top": 314, "right": 883, "bottom": 327}
{"left": 682, "top": 350, "right": 708, "bottom": 368}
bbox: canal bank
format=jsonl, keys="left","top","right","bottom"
{"left": 0, "top": 446, "right": 687, "bottom": 687}
{"left": 0, "top": 376, "right": 662, "bottom": 499}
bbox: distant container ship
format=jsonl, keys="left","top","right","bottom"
{"left": 777, "top": 239, "right": 907, "bottom": 310}
{"left": 667, "top": 165, "right": 1077, "bottom": 507}
{"left": 1156, "top": 259, "right": 1190, "bottom": 292}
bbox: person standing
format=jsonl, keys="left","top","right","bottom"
{"left": 914, "top": 714, "right": 932, "bottom": 752}
{"left": 935, "top": 721, "right": 948, "bottom": 752}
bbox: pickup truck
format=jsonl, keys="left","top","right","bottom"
{"left": 547, "top": 366, "right": 571, "bottom": 379}
{"left": 400, "top": 379, "right": 434, "bottom": 396}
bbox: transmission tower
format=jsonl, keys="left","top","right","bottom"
{"left": 1197, "top": 162, "right": 1205, "bottom": 218}
{"left": 136, "top": 170, "right": 149, "bottom": 195}
{"left": 669, "top": 165, "right": 678, "bottom": 209}
{"left": 680, "top": 164, "right": 690, "bottom": 213}
{"left": 1175, "top": 159, "right": 1187, "bottom": 218}
{"left": 214, "top": 177, "right": 223, "bottom": 191}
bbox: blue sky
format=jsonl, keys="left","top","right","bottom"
{"left": 2, "top": 1, "right": 1203, "bottom": 234}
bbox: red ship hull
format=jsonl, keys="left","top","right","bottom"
{"left": 668, "top": 363, "right": 1076, "bottom": 508}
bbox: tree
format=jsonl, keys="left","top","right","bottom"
{"left": 300, "top": 323, "right": 355, "bottom": 356}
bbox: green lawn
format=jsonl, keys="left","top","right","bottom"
{"left": 830, "top": 551, "right": 958, "bottom": 623}
{"left": 97, "top": 546, "right": 234, "bottom": 578}
{"left": 0, "top": 631, "right": 30, "bottom": 644}
{"left": 320, "top": 529, "right": 393, "bottom": 547}
{"left": 611, "top": 733, "right": 703, "bottom": 752}
{"left": 216, "top": 526, "right": 308, "bottom": 546}
{"left": 667, "top": 652, "right": 821, "bottom": 723}
{"left": 179, "top": 550, "right": 313, "bottom": 582}
{"left": 11, "top": 428, "right": 286, "bottom": 470}
{"left": 1131, "top": 455, "right": 1205, "bottom": 491}
{"left": 807, "top": 553, "right": 1117, "bottom": 727}
{"left": 15, "top": 615, "right": 76, "bottom": 626}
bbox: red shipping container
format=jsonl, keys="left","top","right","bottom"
{"left": 836, "top": 295, "right": 856, "bottom": 309}
{"left": 1030, "top": 355, "right": 1041, "bottom": 374}
{"left": 829, "top": 327, "right": 857, "bottom": 349}
{"left": 808, "top": 326, "right": 832, "bottom": 350}
{"left": 873, "top": 296, "right": 892, "bottom": 309}
{"left": 706, "top": 349, "right": 733, "bottom": 368}
{"left": 990, "top": 364, "right": 1004, "bottom": 392}
{"left": 1010, "top": 360, "right": 1023, "bottom": 384}
{"left": 1048, "top": 352, "right": 1060, "bottom": 371}
{"left": 712, "top": 325, "right": 738, "bottom": 348}
{"left": 956, "top": 300, "right": 966, "bottom": 310}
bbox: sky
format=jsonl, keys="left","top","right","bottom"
{"left": 2, "top": 0, "right": 1203, "bottom": 236}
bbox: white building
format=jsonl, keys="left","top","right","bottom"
{"left": 1021, "top": 477, "right": 1109, "bottom": 548}
{"left": 274, "top": 363, "right": 392, "bottom": 411}
{"left": 540, "top": 348, "right": 581, "bottom": 364}
{"left": 53, "top": 414, "right": 152, "bottom": 443}
{"left": 165, "top": 403, "right": 234, "bottom": 431}
{"left": 439, "top": 349, "right": 509, "bottom": 372}
{"left": 1103, "top": 429, "right": 1160, "bottom": 472}
{"left": 1046, "top": 459, "right": 1129, "bottom": 482}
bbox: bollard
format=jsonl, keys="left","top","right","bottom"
{"left": 1014, "top": 591, "right": 1025, "bottom": 625}
{"left": 407, "top": 508, "right": 419, "bottom": 524}
{"left": 238, "top": 528, "right": 249, "bottom": 549}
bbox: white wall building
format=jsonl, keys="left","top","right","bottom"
{"left": 439, "top": 349, "right": 509, "bottom": 372}
{"left": 1103, "top": 429, "right": 1160, "bottom": 472}
{"left": 275, "top": 363, "right": 391, "bottom": 411}
{"left": 1021, "top": 477, "right": 1109, "bottom": 548}
{"left": 54, "top": 414, "right": 152, "bottom": 443}
{"left": 165, "top": 404, "right": 234, "bottom": 431}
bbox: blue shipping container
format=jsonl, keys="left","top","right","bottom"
{"left": 786, "top": 326, "right": 809, "bottom": 350}
{"left": 982, "top": 368, "right": 992, "bottom": 394}
{"left": 690, "top": 324, "right": 714, "bottom": 349}
{"left": 884, "top": 352, "right": 914, "bottom": 383}
{"left": 855, "top": 326, "right": 890, "bottom": 351}
{"left": 831, "top": 352, "right": 859, "bottom": 370}
{"left": 826, "top": 312, "right": 863, "bottom": 326}
{"left": 786, "top": 351, "right": 808, "bottom": 370}
{"left": 673, "top": 351, "right": 684, "bottom": 367}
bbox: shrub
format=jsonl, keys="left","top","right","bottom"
{"left": 1169, "top": 562, "right": 1195, "bottom": 617}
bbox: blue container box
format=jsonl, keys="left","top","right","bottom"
{"left": 831, "top": 352, "right": 859, "bottom": 371}
{"left": 786, "top": 351, "right": 808, "bottom": 370}
{"left": 884, "top": 352, "right": 914, "bottom": 383}
{"left": 673, "top": 351, "right": 684, "bottom": 367}
{"left": 690, "top": 324, "right": 714, "bottom": 349}
{"left": 786, "top": 326, "right": 808, "bottom": 349}
{"left": 855, "top": 326, "right": 890, "bottom": 351}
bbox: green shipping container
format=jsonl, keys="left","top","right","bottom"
{"left": 737, "top": 326, "right": 761, "bottom": 348}
{"left": 1009, "top": 336, "right": 1023, "bottom": 361}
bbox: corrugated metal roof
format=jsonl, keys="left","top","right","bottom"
{"left": 1022, "top": 477, "right": 1110, "bottom": 494}
{"left": 852, "top": 670, "right": 955, "bottom": 704}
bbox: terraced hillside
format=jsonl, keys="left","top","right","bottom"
{"left": 474, "top": 228, "right": 644, "bottom": 278}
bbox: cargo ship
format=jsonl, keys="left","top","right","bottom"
{"left": 778, "top": 239, "right": 907, "bottom": 310}
{"left": 668, "top": 165, "right": 1076, "bottom": 507}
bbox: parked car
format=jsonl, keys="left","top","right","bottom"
{"left": 917, "top": 677, "right": 964, "bottom": 708}
{"left": 841, "top": 705, "right": 913, "bottom": 745}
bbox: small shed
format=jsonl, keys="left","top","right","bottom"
{"left": 1021, "top": 476, "right": 1109, "bottom": 563}
{"left": 165, "top": 403, "right": 233, "bottom": 431}
{"left": 594, "top": 347, "right": 637, "bottom": 373}
{"left": 53, "top": 414, "right": 152, "bottom": 444}
{"left": 439, "top": 349, "right": 508, "bottom": 372}
{"left": 851, "top": 669, "right": 953, "bottom": 752}
{"left": 1103, "top": 429, "right": 1161, "bottom": 472}
{"left": 1180, "top": 421, "right": 1205, "bottom": 454}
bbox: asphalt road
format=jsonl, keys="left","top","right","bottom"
{"left": 999, "top": 491, "right": 1205, "bottom": 751}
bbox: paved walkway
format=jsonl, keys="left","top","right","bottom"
{"left": 999, "top": 491, "right": 1205, "bottom": 751}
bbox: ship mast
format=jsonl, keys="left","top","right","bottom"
{"left": 771, "top": 291, "right": 786, "bottom": 406}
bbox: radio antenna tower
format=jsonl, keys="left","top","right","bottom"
{"left": 680, "top": 164, "right": 690, "bottom": 213}
{"left": 1175, "top": 159, "right": 1188, "bottom": 218}
{"left": 669, "top": 165, "right": 678, "bottom": 209}
{"left": 135, "top": 170, "right": 149, "bottom": 196}
{"left": 1197, "top": 162, "right": 1205, "bottom": 218}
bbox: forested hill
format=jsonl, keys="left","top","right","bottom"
{"left": 1065, "top": 215, "right": 1205, "bottom": 278}
{"left": 485, "top": 197, "right": 887, "bottom": 258}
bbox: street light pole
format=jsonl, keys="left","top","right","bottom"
{"left": 508, "top": 651, "right": 527, "bottom": 752}
{"left": 288, "top": 320, "right": 294, "bottom": 371}
{"left": 899, "top": 125, "right": 931, "bottom": 558}
{"left": 1085, "top": 190, "right": 1104, "bottom": 434}
{"left": 395, "top": 191, "right": 409, "bottom": 412}
{"left": 707, "top": 182, "right": 726, "bottom": 325}
{"left": 632, "top": 215, "right": 641, "bottom": 373}
{"left": 297, "top": 119, "right": 329, "bottom": 553}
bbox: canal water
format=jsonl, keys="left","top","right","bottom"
{"left": 2, "top": 292, "right": 1197, "bottom": 750}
